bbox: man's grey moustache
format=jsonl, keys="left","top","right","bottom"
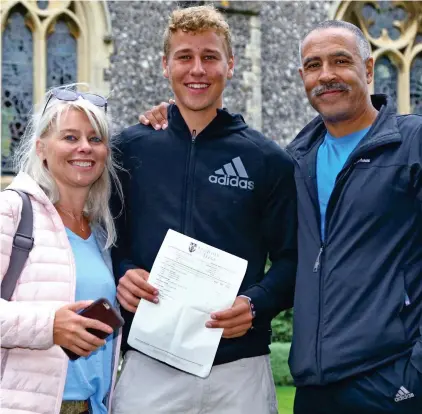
{"left": 312, "top": 84, "right": 351, "bottom": 97}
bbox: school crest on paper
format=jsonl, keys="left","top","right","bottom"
{"left": 189, "top": 242, "right": 197, "bottom": 253}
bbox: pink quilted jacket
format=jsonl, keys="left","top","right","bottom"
{"left": 0, "top": 172, "right": 121, "bottom": 414}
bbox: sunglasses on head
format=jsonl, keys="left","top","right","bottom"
{"left": 42, "top": 88, "right": 108, "bottom": 115}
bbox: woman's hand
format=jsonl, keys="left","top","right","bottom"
{"left": 53, "top": 301, "right": 113, "bottom": 358}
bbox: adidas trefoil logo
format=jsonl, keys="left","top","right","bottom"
{"left": 394, "top": 386, "right": 414, "bottom": 402}
{"left": 209, "top": 156, "right": 254, "bottom": 190}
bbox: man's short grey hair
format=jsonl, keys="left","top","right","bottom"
{"left": 299, "top": 20, "right": 371, "bottom": 66}
{"left": 14, "top": 84, "right": 123, "bottom": 249}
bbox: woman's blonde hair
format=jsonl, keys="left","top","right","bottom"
{"left": 163, "top": 5, "right": 233, "bottom": 58}
{"left": 14, "top": 84, "right": 123, "bottom": 249}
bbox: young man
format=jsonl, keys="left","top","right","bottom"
{"left": 111, "top": 6, "right": 297, "bottom": 414}
{"left": 141, "top": 19, "right": 422, "bottom": 414}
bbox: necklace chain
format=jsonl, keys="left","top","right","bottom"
{"left": 56, "top": 205, "right": 86, "bottom": 232}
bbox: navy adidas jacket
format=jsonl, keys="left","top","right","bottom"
{"left": 286, "top": 94, "right": 422, "bottom": 387}
{"left": 111, "top": 105, "right": 297, "bottom": 365}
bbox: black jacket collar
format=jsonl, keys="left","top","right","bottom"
{"left": 167, "top": 104, "right": 248, "bottom": 140}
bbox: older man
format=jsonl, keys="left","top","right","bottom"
{"left": 288, "top": 20, "right": 422, "bottom": 414}
{"left": 141, "top": 19, "right": 422, "bottom": 414}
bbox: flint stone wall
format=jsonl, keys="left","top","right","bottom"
{"left": 106, "top": 1, "right": 332, "bottom": 146}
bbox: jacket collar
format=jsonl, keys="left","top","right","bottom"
{"left": 7, "top": 171, "right": 53, "bottom": 206}
{"left": 287, "top": 94, "right": 401, "bottom": 159}
{"left": 7, "top": 172, "right": 110, "bottom": 255}
{"left": 167, "top": 104, "right": 248, "bottom": 140}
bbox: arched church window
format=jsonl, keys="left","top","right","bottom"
{"left": 333, "top": 1, "right": 422, "bottom": 114}
{"left": 1, "top": 0, "right": 113, "bottom": 175}
{"left": 47, "top": 18, "right": 78, "bottom": 89}
{"left": 410, "top": 54, "right": 422, "bottom": 114}
{"left": 1, "top": 6, "right": 34, "bottom": 173}
{"left": 374, "top": 55, "right": 398, "bottom": 109}
{"left": 361, "top": 1, "right": 409, "bottom": 41}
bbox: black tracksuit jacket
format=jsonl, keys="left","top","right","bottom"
{"left": 111, "top": 105, "right": 297, "bottom": 365}
{"left": 286, "top": 94, "right": 422, "bottom": 387}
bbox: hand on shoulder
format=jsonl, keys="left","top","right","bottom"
{"left": 138, "top": 99, "right": 174, "bottom": 130}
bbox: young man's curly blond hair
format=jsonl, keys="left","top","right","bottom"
{"left": 163, "top": 5, "right": 233, "bottom": 58}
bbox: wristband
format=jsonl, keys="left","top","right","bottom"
{"left": 239, "top": 295, "right": 256, "bottom": 319}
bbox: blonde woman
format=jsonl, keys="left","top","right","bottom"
{"left": 1, "top": 85, "right": 122, "bottom": 414}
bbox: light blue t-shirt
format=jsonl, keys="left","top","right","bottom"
{"left": 317, "top": 127, "right": 371, "bottom": 240}
{"left": 63, "top": 228, "right": 116, "bottom": 414}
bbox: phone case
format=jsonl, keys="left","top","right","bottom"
{"left": 62, "top": 298, "right": 124, "bottom": 360}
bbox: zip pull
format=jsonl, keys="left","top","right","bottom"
{"left": 405, "top": 292, "right": 411, "bottom": 306}
{"left": 313, "top": 246, "right": 324, "bottom": 272}
{"left": 191, "top": 129, "right": 197, "bottom": 144}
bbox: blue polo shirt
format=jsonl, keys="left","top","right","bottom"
{"left": 317, "top": 127, "right": 371, "bottom": 240}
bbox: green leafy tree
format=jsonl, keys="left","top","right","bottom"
{"left": 271, "top": 309, "right": 293, "bottom": 343}
{"left": 266, "top": 257, "right": 294, "bottom": 343}
{"left": 269, "top": 342, "right": 294, "bottom": 386}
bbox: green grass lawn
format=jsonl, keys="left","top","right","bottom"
{"left": 277, "top": 386, "right": 295, "bottom": 414}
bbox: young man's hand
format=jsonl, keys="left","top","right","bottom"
{"left": 117, "top": 268, "right": 159, "bottom": 313}
{"left": 138, "top": 99, "right": 174, "bottom": 130}
{"left": 205, "top": 296, "right": 253, "bottom": 339}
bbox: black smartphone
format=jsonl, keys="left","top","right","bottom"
{"left": 62, "top": 298, "right": 124, "bottom": 360}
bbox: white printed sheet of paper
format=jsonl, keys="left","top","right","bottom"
{"left": 128, "top": 229, "right": 248, "bottom": 378}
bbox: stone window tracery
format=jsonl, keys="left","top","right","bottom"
{"left": 333, "top": 0, "right": 422, "bottom": 115}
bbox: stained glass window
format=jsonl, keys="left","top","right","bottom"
{"left": 374, "top": 55, "right": 398, "bottom": 110}
{"left": 37, "top": 1, "right": 49, "bottom": 10}
{"left": 410, "top": 55, "right": 422, "bottom": 115}
{"left": 362, "top": 1, "right": 409, "bottom": 41}
{"left": 47, "top": 19, "right": 77, "bottom": 89}
{"left": 1, "top": 9, "right": 34, "bottom": 173}
{"left": 333, "top": 1, "right": 422, "bottom": 114}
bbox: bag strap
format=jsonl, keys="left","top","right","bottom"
{"left": 1, "top": 190, "right": 34, "bottom": 301}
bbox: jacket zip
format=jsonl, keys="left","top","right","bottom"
{"left": 313, "top": 246, "right": 324, "bottom": 272}
{"left": 313, "top": 155, "right": 365, "bottom": 382}
{"left": 313, "top": 164, "right": 354, "bottom": 383}
{"left": 312, "top": 139, "right": 398, "bottom": 383}
{"left": 314, "top": 242, "right": 324, "bottom": 382}
{"left": 288, "top": 148, "right": 328, "bottom": 383}
{"left": 182, "top": 129, "right": 197, "bottom": 235}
